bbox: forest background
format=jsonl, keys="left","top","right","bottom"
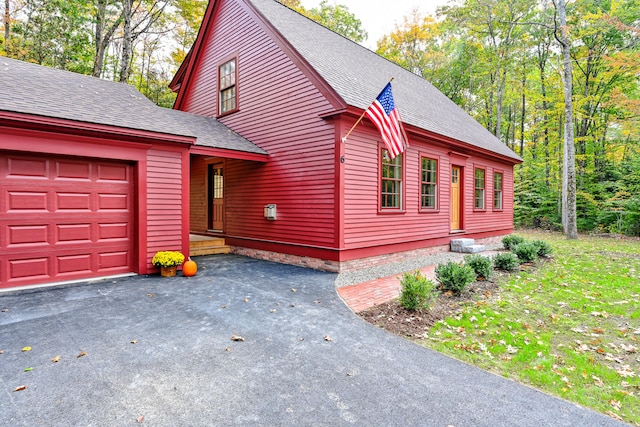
{"left": 2, "top": 0, "right": 639, "bottom": 236}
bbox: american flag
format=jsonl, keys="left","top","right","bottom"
{"left": 365, "top": 83, "right": 407, "bottom": 159}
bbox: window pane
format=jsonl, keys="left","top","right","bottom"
{"left": 420, "top": 157, "right": 438, "bottom": 209}
{"left": 381, "top": 149, "right": 402, "bottom": 209}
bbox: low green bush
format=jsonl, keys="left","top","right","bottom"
{"left": 513, "top": 241, "right": 538, "bottom": 263}
{"left": 493, "top": 252, "right": 520, "bottom": 271}
{"left": 502, "top": 234, "right": 525, "bottom": 250}
{"left": 399, "top": 271, "right": 438, "bottom": 311}
{"left": 531, "top": 239, "right": 553, "bottom": 257}
{"left": 435, "top": 261, "right": 475, "bottom": 293}
{"left": 464, "top": 254, "right": 493, "bottom": 280}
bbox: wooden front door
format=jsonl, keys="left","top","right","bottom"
{"left": 450, "top": 166, "right": 461, "bottom": 230}
{"left": 208, "top": 164, "right": 224, "bottom": 231}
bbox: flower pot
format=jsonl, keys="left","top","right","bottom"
{"left": 160, "top": 266, "right": 177, "bottom": 277}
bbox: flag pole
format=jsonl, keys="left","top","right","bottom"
{"left": 342, "top": 77, "right": 395, "bottom": 144}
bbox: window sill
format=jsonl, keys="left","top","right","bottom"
{"left": 217, "top": 107, "right": 240, "bottom": 118}
{"left": 378, "top": 209, "right": 406, "bottom": 215}
{"left": 492, "top": 208, "right": 504, "bottom": 212}
{"left": 473, "top": 208, "right": 487, "bottom": 213}
{"left": 419, "top": 208, "right": 440, "bottom": 214}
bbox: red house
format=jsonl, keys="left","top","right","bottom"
{"left": 171, "top": 0, "right": 521, "bottom": 271}
{"left": 0, "top": 0, "right": 520, "bottom": 290}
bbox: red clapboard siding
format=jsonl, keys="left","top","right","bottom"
{"left": 179, "top": 0, "right": 337, "bottom": 248}
{"left": 145, "top": 149, "right": 183, "bottom": 263}
{"left": 342, "top": 121, "right": 514, "bottom": 250}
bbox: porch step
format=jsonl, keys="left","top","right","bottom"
{"left": 450, "top": 238, "right": 485, "bottom": 254}
{"left": 189, "top": 236, "right": 231, "bottom": 256}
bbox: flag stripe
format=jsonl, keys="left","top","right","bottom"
{"left": 365, "top": 83, "right": 407, "bottom": 159}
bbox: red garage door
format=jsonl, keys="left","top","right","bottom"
{"left": 1, "top": 152, "right": 135, "bottom": 288}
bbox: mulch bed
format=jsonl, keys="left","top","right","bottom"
{"left": 358, "top": 276, "right": 504, "bottom": 339}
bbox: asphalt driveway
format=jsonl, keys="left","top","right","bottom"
{"left": 0, "top": 255, "right": 624, "bottom": 426}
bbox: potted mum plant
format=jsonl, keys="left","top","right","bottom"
{"left": 152, "top": 251, "right": 185, "bottom": 277}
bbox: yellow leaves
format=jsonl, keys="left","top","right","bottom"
{"left": 77, "top": 351, "right": 87, "bottom": 358}
{"left": 51, "top": 356, "right": 61, "bottom": 363}
{"left": 22, "top": 346, "right": 32, "bottom": 352}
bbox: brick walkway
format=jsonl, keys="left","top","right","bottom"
{"left": 337, "top": 251, "right": 499, "bottom": 313}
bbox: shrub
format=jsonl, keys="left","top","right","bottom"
{"left": 493, "top": 252, "right": 520, "bottom": 271}
{"left": 513, "top": 242, "right": 538, "bottom": 263}
{"left": 502, "top": 234, "right": 525, "bottom": 250}
{"left": 464, "top": 254, "right": 493, "bottom": 280}
{"left": 531, "top": 239, "right": 553, "bottom": 257}
{"left": 399, "top": 271, "right": 438, "bottom": 311}
{"left": 435, "top": 261, "right": 475, "bottom": 293}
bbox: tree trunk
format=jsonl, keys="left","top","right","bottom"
{"left": 554, "top": 0, "right": 578, "bottom": 240}
{"left": 119, "top": 0, "right": 133, "bottom": 83}
{"left": 4, "top": 0, "right": 9, "bottom": 53}
{"left": 92, "top": 0, "right": 124, "bottom": 78}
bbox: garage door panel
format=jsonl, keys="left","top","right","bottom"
{"left": 56, "top": 161, "right": 91, "bottom": 180}
{"left": 7, "top": 157, "right": 48, "bottom": 178}
{"left": 57, "top": 224, "right": 92, "bottom": 243}
{"left": 56, "top": 192, "right": 92, "bottom": 211}
{"left": 98, "top": 223, "right": 129, "bottom": 240}
{"left": 98, "top": 193, "right": 129, "bottom": 210}
{"left": 98, "top": 251, "right": 130, "bottom": 269}
{"left": 98, "top": 163, "right": 129, "bottom": 182}
{"left": 1, "top": 152, "right": 134, "bottom": 288}
{"left": 8, "top": 224, "right": 50, "bottom": 246}
{"left": 57, "top": 254, "right": 92, "bottom": 274}
{"left": 7, "top": 191, "right": 49, "bottom": 211}
{"left": 9, "top": 257, "right": 50, "bottom": 281}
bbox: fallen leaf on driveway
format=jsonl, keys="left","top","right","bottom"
{"left": 137, "top": 415, "right": 145, "bottom": 423}
{"left": 22, "top": 346, "right": 32, "bottom": 352}
{"left": 243, "top": 298, "right": 249, "bottom": 303}
{"left": 225, "top": 347, "right": 232, "bottom": 352}
{"left": 24, "top": 367, "right": 32, "bottom": 372}
{"left": 77, "top": 351, "right": 87, "bottom": 358}
{"left": 291, "top": 288, "right": 297, "bottom": 292}
{"left": 231, "top": 334, "right": 245, "bottom": 342}
{"left": 131, "top": 340, "right": 138, "bottom": 344}
{"left": 146, "top": 294, "right": 154, "bottom": 298}
{"left": 13, "top": 385, "right": 27, "bottom": 392}
{"left": 324, "top": 335, "right": 333, "bottom": 342}
{"left": 51, "top": 356, "right": 61, "bottom": 363}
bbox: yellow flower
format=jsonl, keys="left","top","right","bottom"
{"left": 152, "top": 251, "right": 185, "bottom": 267}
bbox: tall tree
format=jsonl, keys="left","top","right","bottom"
{"left": 553, "top": 0, "right": 577, "bottom": 239}
{"left": 4, "top": 0, "right": 9, "bottom": 53}
{"left": 305, "top": 0, "right": 367, "bottom": 43}
{"left": 92, "top": 0, "right": 123, "bottom": 77}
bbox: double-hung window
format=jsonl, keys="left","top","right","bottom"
{"left": 421, "top": 157, "right": 437, "bottom": 209}
{"left": 494, "top": 172, "right": 503, "bottom": 210}
{"left": 474, "top": 168, "right": 485, "bottom": 210}
{"left": 219, "top": 58, "right": 237, "bottom": 115}
{"left": 381, "top": 149, "right": 402, "bottom": 209}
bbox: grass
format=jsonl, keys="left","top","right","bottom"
{"left": 421, "top": 230, "right": 640, "bottom": 425}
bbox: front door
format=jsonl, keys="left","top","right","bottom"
{"left": 450, "top": 166, "right": 461, "bottom": 230}
{"left": 208, "top": 164, "right": 224, "bottom": 231}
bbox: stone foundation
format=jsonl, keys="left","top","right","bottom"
{"left": 231, "top": 235, "right": 506, "bottom": 273}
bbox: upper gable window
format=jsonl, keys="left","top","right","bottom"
{"left": 219, "top": 58, "right": 237, "bottom": 115}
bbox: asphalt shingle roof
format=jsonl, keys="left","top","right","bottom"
{"left": 0, "top": 57, "right": 266, "bottom": 156}
{"left": 248, "top": 0, "right": 520, "bottom": 162}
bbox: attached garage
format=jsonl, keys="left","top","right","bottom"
{"left": 1, "top": 152, "right": 135, "bottom": 288}
{"left": 0, "top": 56, "right": 266, "bottom": 291}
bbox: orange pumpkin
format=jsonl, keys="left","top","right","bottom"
{"left": 182, "top": 259, "right": 197, "bottom": 277}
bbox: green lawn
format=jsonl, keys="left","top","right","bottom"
{"left": 421, "top": 231, "right": 640, "bottom": 425}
